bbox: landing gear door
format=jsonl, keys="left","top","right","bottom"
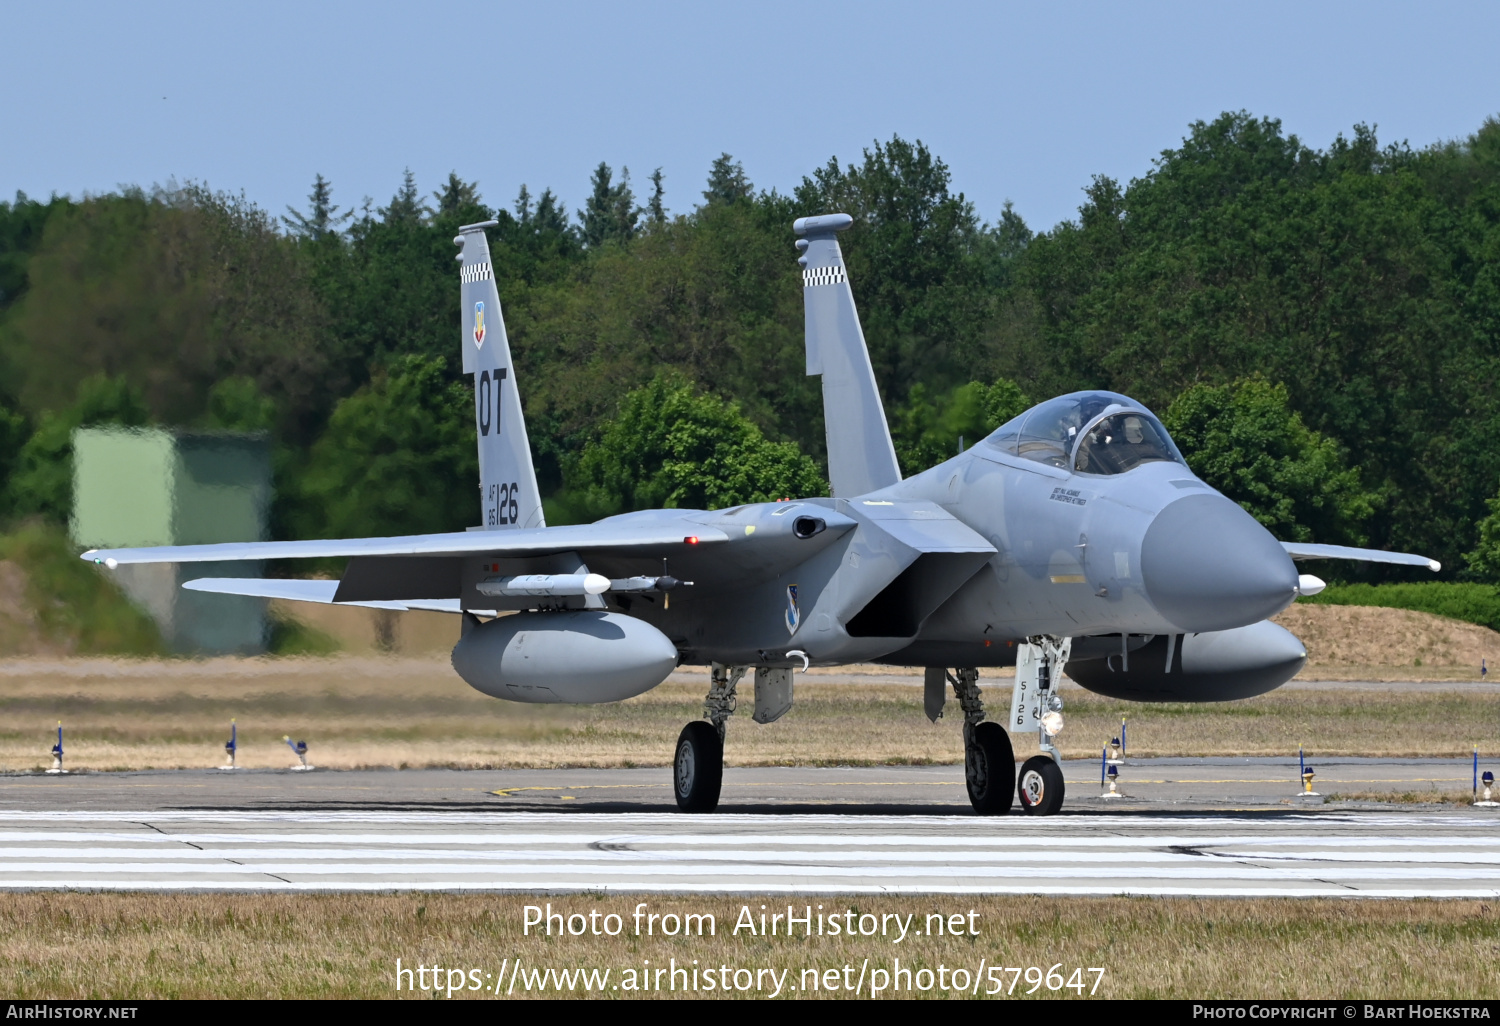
{"left": 1011, "top": 638, "right": 1071, "bottom": 735}
{"left": 1011, "top": 645, "right": 1045, "bottom": 733}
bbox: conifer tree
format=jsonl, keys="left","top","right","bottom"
{"left": 647, "top": 168, "right": 666, "bottom": 225}
{"left": 433, "top": 172, "right": 482, "bottom": 218}
{"left": 579, "top": 162, "right": 639, "bottom": 247}
{"left": 702, "top": 153, "right": 752, "bottom": 206}
{"left": 380, "top": 168, "right": 430, "bottom": 225}
{"left": 282, "top": 174, "right": 350, "bottom": 238}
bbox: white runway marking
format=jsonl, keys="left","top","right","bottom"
{"left": 1, "top": 810, "right": 1496, "bottom": 896}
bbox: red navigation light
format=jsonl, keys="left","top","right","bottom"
{"left": 684, "top": 536, "right": 699, "bottom": 545}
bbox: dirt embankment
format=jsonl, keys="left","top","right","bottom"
{"left": 1274, "top": 603, "right": 1500, "bottom": 679}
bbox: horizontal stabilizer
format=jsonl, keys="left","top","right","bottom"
{"left": 181, "top": 577, "right": 478, "bottom": 613}
{"left": 1280, "top": 542, "right": 1440, "bottom": 572}
{"left": 83, "top": 521, "right": 729, "bottom": 567}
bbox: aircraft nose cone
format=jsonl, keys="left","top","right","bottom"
{"left": 1140, "top": 493, "right": 1299, "bottom": 633}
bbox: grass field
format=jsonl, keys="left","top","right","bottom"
{"left": 1, "top": 656, "right": 1497, "bottom": 771}
{"left": 2, "top": 893, "right": 1495, "bottom": 999}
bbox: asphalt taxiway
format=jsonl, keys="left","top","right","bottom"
{"left": 0, "top": 759, "right": 1495, "bottom": 896}
{"left": 0, "top": 757, "right": 1481, "bottom": 813}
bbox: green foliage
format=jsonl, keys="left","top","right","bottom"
{"left": 433, "top": 172, "right": 481, "bottom": 219}
{"left": 1463, "top": 483, "right": 1500, "bottom": 583}
{"left": 702, "top": 153, "right": 753, "bottom": 207}
{"left": 578, "top": 163, "right": 639, "bottom": 247}
{"left": 0, "top": 186, "right": 331, "bottom": 438}
{"left": 1015, "top": 112, "right": 1500, "bottom": 568}
{"left": 512, "top": 188, "right": 814, "bottom": 485}
{"left": 1, "top": 117, "right": 1497, "bottom": 577}
{"left": 6, "top": 376, "right": 149, "bottom": 522}
{"left": 891, "top": 378, "right": 1031, "bottom": 476}
{"left": 0, "top": 520, "right": 164, "bottom": 654}
{"left": 1163, "top": 377, "right": 1377, "bottom": 544}
{"left": 0, "top": 191, "right": 70, "bottom": 318}
{"left": 380, "top": 168, "right": 432, "bottom": 225}
{"left": 285, "top": 355, "right": 477, "bottom": 539}
{"left": 203, "top": 376, "right": 277, "bottom": 432}
{"left": 0, "top": 399, "right": 25, "bottom": 514}
{"left": 282, "top": 173, "right": 351, "bottom": 239}
{"left": 646, "top": 168, "right": 667, "bottom": 226}
{"left": 1302, "top": 582, "right": 1500, "bottom": 634}
{"left": 563, "top": 375, "right": 826, "bottom": 519}
{"left": 795, "top": 138, "right": 992, "bottom": 403}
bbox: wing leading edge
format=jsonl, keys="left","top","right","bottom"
{"left": 82, "top": 521, "right": 730, "bottom": 567}
{"left": 1281, "top": 541, "right": 1440, "bottom": 572}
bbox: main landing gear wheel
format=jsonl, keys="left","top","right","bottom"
{"left": 674, "top": 721, "right": 723, "bottom": 813}
{"left": 1017, "top": 755, "right": 1065, "bottom": 816}
{"left": 965, "top": 722, "right": 1015, "bottom": 815}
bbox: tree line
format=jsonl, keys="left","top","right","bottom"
{"left": 1, "top": 111, "right": 1499, "bottom": 580}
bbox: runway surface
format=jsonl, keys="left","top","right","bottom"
{"left": 0, "top": 808, "right": 1495, "bottom": 896}
{"left": 1, "top": 758, "right": 1496, "bottom": 896}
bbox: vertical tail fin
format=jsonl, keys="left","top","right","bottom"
{"left": 794, "top": 214, "right": 901, "bottom": 497}
{"left": 456, "top": 221, "right": 545, "bottom": 529}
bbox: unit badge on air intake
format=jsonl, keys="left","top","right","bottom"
{"left": 785, "top": 584, "right": 800, "bottom": 635}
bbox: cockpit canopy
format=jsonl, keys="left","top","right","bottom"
{"left": 984, "top": 391, "right": 1185, "bottom": 475}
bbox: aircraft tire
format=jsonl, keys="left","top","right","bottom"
{"left": 674, "top": 721, "right": 723, "bottom": 813}
{"left": 965, "top": 722, "right": 1016, "bottom": 815}
{"left": 1017, "top": 755, "right": 1065, "bottom": 816}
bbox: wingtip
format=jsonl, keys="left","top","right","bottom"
{"left": 1429, "top": 559, "right": 1442, "bottom": 572}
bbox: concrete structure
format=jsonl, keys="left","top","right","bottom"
{"left": 72, "top": 427, "right": 271, "bottom": 654}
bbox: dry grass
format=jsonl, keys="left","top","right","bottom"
{"left": 1323, "top": 791, "right": 1483, "bottom": 806}
{"left": 1275, "top": 603, "right": 1500, "bottom": 679}
{"left": 0, "top": 655, "right": 1497, "bottom": 771}
{"left": 0, "top": 893, "right": 1495, "bottom": 999}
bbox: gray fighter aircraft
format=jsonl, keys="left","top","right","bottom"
{"left": 83, "top": 213, "right": 1439, "bottom": 816}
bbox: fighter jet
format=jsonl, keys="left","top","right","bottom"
{"left": 82, "top": 213, "right": 1439, "bottom": 816}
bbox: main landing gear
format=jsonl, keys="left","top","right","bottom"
{"left": 937, "top": 636, "right": 1072, "bottom": 816}
{"left": 948, "top": 669, "right": 1015, "bottom": 814}
{"left": 674, "top": 663, "right": 744, "bottom": 812}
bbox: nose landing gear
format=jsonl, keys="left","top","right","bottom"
{"left": 1011, "top": 636, "right": 1072, "bottom": 816}
{"left": 1017, "top": 754, "right": 1065, "bottom": 815}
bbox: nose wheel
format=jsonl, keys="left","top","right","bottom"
{"left": 1017, "top": 755, "right": 1065, "bottom": 815}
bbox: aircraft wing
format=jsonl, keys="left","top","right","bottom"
{"left": 82, "top": 521, "right": 729, "bottom": 567}
{"left": 1280, "top": 541, "right": 1440, "bottom": 572}
{"left": 181, "top": 577, "right": 484, "bottom": 614}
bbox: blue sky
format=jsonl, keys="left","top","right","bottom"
{"left": 4, "top": 1, "right": 1497, "bottom": 233}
